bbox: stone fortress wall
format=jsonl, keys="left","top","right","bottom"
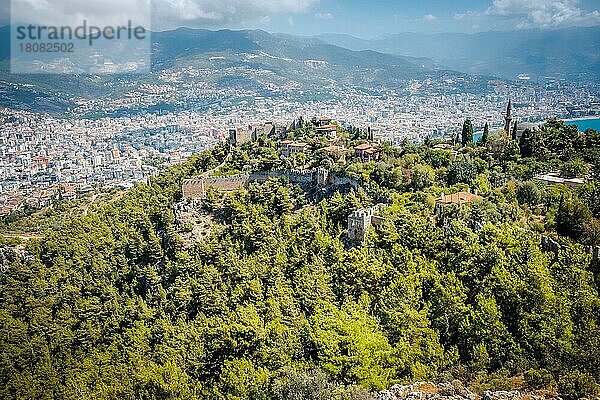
{"left": 182, "top": 167, "right": 359, "bottom": 199}
{"left": 541, "top": 234, "right": 600, "bottom": 267}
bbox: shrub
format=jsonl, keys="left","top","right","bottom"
{"left": 471, "top": 372, "right": 516, "bottom": 394}
{"left": 272, "top": 369, "right": 336, "bottom": 400}
{"left": 558, "top": 371, "right": 597, "bottom": 400}
{"left": 524, "top": 368, "right": 555, "bottom": 390}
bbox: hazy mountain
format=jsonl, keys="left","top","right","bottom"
{"left": 0, "top": 27, "right": 470, "bottom": 114}
{"left": 151, "top": 28, "right": 438, "bottom": 76}
{"left": 317, "top": 27, "right": 600, "bottom": 81}
{"left": 0, "top": 26, "right": 8, "bottom": 60}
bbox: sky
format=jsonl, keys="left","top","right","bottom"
{"left": 4, "top": 0, "right": 600, "bottom": 37}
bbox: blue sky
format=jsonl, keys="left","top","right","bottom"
{"left": 6, "top": 0, "right": 600, "bottom": 36}
{"left": 262, "top": 0, "right": 600, "bottom": 37}
{"left": 269, "top": 0, "right": 495, "bottom": 36}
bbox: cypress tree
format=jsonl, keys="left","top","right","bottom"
{"left": 512, "top": 121, "right": 518, "bottom": 141}
{"left": 461, "top": 119, "right": 474, "bottom": 146}
{"left": 519, "top": 128, "right": 533, "bottom": 157}
{"left": 479, "top": 122, "right": 489, "bottom": 145}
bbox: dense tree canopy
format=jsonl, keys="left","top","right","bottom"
{"left": 1, "top": 120, "right": 599, "bottom": 399}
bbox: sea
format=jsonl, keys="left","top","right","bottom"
{"left": 471, "top": 117, "right": 600, "bottom": 142}
{"left": 563, "top": 118, "right": 600, "bottom": 132}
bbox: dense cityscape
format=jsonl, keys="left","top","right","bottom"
{"left": 1, "top": 72, "right": 599, "bottom": 216}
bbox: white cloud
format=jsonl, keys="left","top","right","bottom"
{"left": 315, "top": 12, "right": 333, "bottom": 20}
{"left": 152, "top": 0, "right": 320, "bottom": 29}
{"left": 454, "top": 11, "right": 479, "bottom": 20}
{"left": 8, "top": 0, "right": 322, "bottom": 30}
{"left": 423, "top": 14, "right": 437, "bottom": 21}
{"left": 454, "top": 0, "right": 600, "bottom": 28}
{"left": 11, "top": 0, "right": 150, "bottom": 26}
{"left": 486, "top": 0, "right": 600, "bottom": 28}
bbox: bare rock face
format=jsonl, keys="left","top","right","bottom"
{"left": 374, "top": 382, "right": 558, "bottom": 400}
{"left": 173, "top": 199, "right": 213, "bottom": 246}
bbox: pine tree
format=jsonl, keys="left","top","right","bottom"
{"left": 461, "top": 119, "right": 474, "bottom": 146}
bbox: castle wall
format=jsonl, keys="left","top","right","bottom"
{"left": 330, "top": 175, "right": 360, "bottom": 189}
{"left": 182, "top": 168, "right": 362, "bottom": 200}
{"left": 182, "top": 174, "right": 252, "bottom": 199}
{"left": 183, "top": 169, "right": 320, "bottom": 199}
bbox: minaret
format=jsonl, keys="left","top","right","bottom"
{"left": 504, "top": 100, "right": 512, "bottom": 134}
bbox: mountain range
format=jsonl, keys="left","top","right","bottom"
{"left": 0, "top": 26, "right": 469, "bottom": 114}
{"left": 150, "top": 28, "right": 445, "bottom": 88}
{"left": 0, "top": 26, "right": 597, "bottom": 114}
{"left": 316, "top": 27, "right": 600, "bottom": 81}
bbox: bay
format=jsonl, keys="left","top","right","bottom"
{"left": 564, "top": 117, "right": 600, "bottom": 132}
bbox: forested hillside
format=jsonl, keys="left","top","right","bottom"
{"left": 1, "top": 120, "right": 600, "bottom": 399}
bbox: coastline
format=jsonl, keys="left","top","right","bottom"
{"left": 563, "top": 116, "right": 600, "bottom": 122}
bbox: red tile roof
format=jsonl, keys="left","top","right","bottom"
{"left": 355, "top": 143, "right": 373, "bottom": 151}
{"left": 437, "top": 191, "right": 482, "bottom": 205}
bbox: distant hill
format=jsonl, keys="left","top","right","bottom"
{"left": 0, "top": 27, "right": 468, "bottom": 114}
{"left": 0, "top": 26, "right": 8, "bottom": 60}
{"left": 151, "top": 28, "right": 439, "bottom": 79}
{"left": 317, "top": 27, "right": 600, "bottom": 81}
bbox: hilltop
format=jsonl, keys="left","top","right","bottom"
{"left": 1, "top": 118, "right": 600, "bottom": 398}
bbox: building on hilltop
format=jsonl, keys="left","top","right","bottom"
{"left": 315, "top": 124, "right": 337, "bottom": 138}
{"left": 250, "top": 122, "right": 279, "bottom": 141}
{"left": 436, "top": 190, "right": 482, "bottom": 208}
{"left": 229, "top": 122, "right": 280, "bottom": 146}
{"left": 316, "top": 167, "right": 330, "bottom": 186}
{"left": 316, "top": 117, "right": 332, "bottom": 127}
{"left": 321, "top": 145, "right": 347, "bottom": 164}
{"left": 287, "top": 116, "right": 304, "bottom": 132}
{"left": 280, "top": 141, "right": 310, "bottom": 158}
{"left": 534, "top": 172, "right": 585, "bottom": 188}
{"left": 435, "top": 189, "right": 483, "bottom": 222}
{"left": 354, "top": 143, "right": 380, "bottom": 163}
{"left": 513, "top": 122, "right": 540, "bottom": 140}
{"left": 228, "top": 128, "right": 252, "bottom": 147}
{"left": 262, "top": 122, "right": 276, "bottom": 138}
{"left": 347, "top": 205, "right": 385, "bottom": 243}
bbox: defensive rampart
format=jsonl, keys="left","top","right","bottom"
{"left": 182, "top": 168, "right": 359, "bottom": 199}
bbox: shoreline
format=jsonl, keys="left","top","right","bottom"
{"left": 563, "top": 116, "right": 600, "bottom": 122}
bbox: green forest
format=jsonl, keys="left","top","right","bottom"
{"left": 1, "top": 119, "right": 600, "bottom": 399}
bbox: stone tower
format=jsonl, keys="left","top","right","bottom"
{"left": 347, "top": 205, "right": 385, "bottom": 243}
{"left": 348, "top": 208, "right": 375, "bottom": 242}
{"left": 503, "top": 99, "right": 512, "bottom": 135}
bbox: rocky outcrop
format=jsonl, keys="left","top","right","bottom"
{"left": 374, "top": 382, "right": 557, "bottom": 400}
{"left": 173, "top": 199, "right": 213, "bottom": 246}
